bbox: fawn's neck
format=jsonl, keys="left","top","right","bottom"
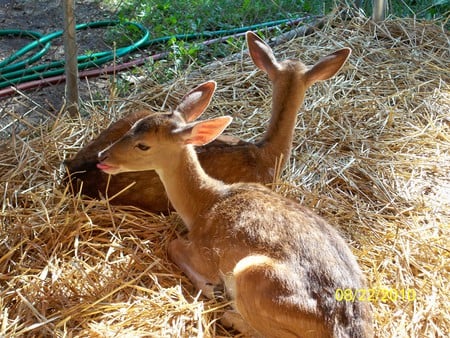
{"left": 156, "top": 145, "right": 224, "bottom": 229}
{"left": 258, "top": 71, "right": 306, "bottom": 168}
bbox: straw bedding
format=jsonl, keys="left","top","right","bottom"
{"left": 1, "top": 12, "right": 448, "bottom": 337}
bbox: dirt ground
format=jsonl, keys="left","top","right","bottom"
{"left": 0, "top": 0, "right": 118, "bottom": 138}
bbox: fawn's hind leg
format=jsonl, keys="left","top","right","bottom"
{"left": 231, "top": 255, "right": 331, "bottom": 338}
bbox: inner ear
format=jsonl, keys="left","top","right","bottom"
{"left": 175, "top": 116, "right": 232, "bottom": 146}
{"left": 175, "top": 81, "right": 217, "bottom": 122}
{"left": 305, "top": 48, "right": 351, "bottom": 86}
{"left": 246, "top": 31, "right": 279, "bottom": 80}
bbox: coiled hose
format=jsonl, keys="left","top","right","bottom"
{"left": 0, "top": 17, "right": 315, "bottom": 97}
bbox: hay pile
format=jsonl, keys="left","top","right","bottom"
{"left": 1, "top": 12, "right": 449, "bottom": 337}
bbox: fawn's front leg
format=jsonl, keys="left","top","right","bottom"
{"left": 168, "top": 238, "right": 222, "bottom": 299}
{"left": 169, "top": 239, "right": 259, "bottom": 336}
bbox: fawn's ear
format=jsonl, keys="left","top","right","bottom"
{"left": 175, "top": 116, "right": 232, "bottom": 146}
{"left": 305, "top": 48, "right": 351, "bottom": 87}
{"left": 246, "top": 31, "right": 279, "bottom": 80}
{"left": 175, "top": 81, "right": 217, "bottom": 122}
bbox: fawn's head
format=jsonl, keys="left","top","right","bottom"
{"left": 97, "top": 81, "right": 232, "bottom": 175}
{"left": 246, "top": 31, "right": 351, "bottom": 91}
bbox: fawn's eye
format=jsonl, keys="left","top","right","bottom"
{"left": 135, "top": 143, "right": 150, "bottom": 151}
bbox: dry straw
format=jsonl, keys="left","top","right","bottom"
{"left": 1, "top": 10, "right": 449, "bottom": 337}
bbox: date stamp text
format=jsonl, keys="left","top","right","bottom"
{"left": 335, "top": 288, "right": 416, "bottom": 303}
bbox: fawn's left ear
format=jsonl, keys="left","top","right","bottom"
{"left": 175, "top": 81, "right": 217, "bottom": 122}
{"left": 174, "top": 116, "right": 232, "bottom": 146}
{"left": 246, "top": 31, "right": 280, "bottom": 81}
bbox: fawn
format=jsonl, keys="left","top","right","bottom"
{"left": 65, "top": 31, "right": 351, "bottom": 213}
{"left": 97, "top": 81, "right": 373, "bottom": 337}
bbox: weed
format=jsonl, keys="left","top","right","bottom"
{"left": 102, "top": 0, "right": 449, "bottom": 85}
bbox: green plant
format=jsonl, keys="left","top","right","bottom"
{"left": 102, "top": 0, "right": 448, "bottom": 86}
{"left": 106, "top": 0, "right": 329, "bottom": 35}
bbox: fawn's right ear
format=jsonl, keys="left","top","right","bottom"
{"left": 305, "top": 48, "right": 351, "bottom": 87}
{"left": 175, "top": 81, "right": 217, "bottom": 122}
{"left": 174, "top": 116, "right": 232, "bottom": 146}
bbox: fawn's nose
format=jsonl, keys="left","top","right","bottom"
{"left": 98, "top": 151, "right": 108, "bottom": 162}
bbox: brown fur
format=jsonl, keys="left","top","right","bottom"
{"left": 64, "top": 31, "right": 351, "bottom": 213}
{"left": 96, "top": 78, "right": 373, "bottom": 337}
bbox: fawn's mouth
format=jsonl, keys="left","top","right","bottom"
{"left": 97, "top": 162, "right": 120, "bottom": 174}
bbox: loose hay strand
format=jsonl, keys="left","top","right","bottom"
{"left": 1, "top": 11, "right": 449, "bottom": 337}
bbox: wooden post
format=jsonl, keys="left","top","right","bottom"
{"left": 372, "top": 0, "right": 387, "bottom": 22}
{"left": 63, "top": 0, "right": 79, "bottom": 117}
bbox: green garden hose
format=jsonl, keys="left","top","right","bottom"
{"left": 0, "top": 30, "right": 50, "bottom": 73}
{"left": 0, "top": 17, "right": 311, "bottom": 90}
{"left": 0, "top": 21, "right": 149, "bottom": 88}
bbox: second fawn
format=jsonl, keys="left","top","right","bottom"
{"left": 97, "top": 81, "right": 373, "bottom": 338}
{"left": 65, "top": 31, "right": 351, "bottom": 213}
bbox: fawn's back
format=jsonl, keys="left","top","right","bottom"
{"left": 65, "top": 31, "right": 350, "bottom": 213}
{"left": 200, "top": 183, "right": 372, "bottom": 337}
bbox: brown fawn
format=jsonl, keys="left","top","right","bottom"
{"left": 65, "top": 31, "right": 351, "bottom": 213}
{"left": 97, "top": 80, "right": 373, "bottom": 338}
